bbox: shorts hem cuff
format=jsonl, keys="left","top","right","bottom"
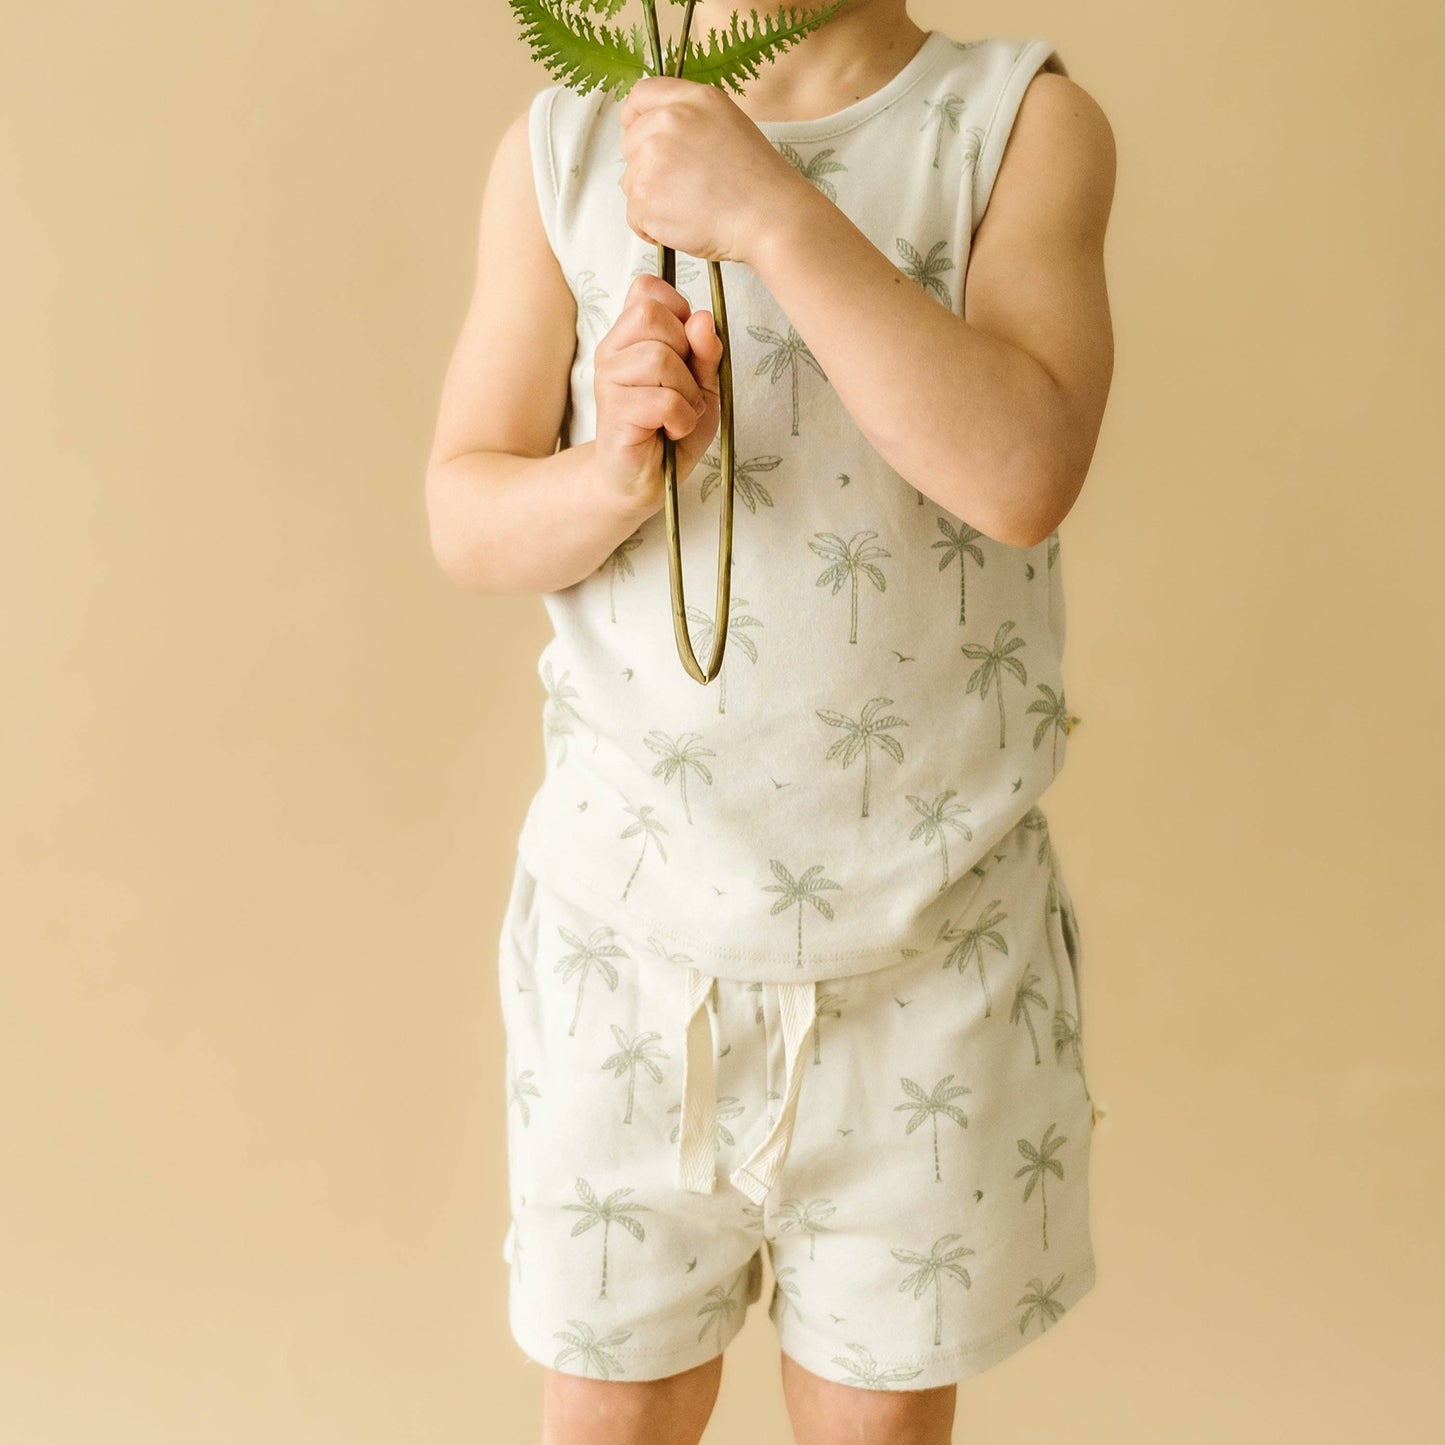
{"left": 772, "top": 1251, "right": 1097, "bottom": 1391}
{"left": 507, "top": 1294, "right": 751, "bottom": 1383}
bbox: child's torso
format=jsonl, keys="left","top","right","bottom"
{"left": 518, "top": 30, "right": 1077, "bottom": 984}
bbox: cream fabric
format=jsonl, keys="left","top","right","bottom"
{"left": 496, "top": 806, "right": 1096, "bottom": 1388}
{"left": 516, "top": 30, "right": 1078, "bottom": 984}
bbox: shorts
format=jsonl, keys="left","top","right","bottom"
{"left": 494, "top": 807, "right": 1097, "bottom": 1389}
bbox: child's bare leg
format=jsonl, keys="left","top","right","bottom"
{"left": 779, "top": 1350, "right": 957, "bottom": 1445}
{"left": 540, "top": 1354, "right": 724, "bottom": 1445}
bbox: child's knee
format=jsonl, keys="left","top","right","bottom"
{"left": 541, "top": 1354, "right": 724, "bottom": 1445}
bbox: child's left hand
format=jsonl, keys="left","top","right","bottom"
{"left": 618, "top": 76, "right": 807, "bottom": 267}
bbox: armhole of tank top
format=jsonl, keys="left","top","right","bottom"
{"left": 527, "top": 86, "right": 564, "bottom": 266}
{"left": 970, "top": 39, "right": 1069, "bottom": 237}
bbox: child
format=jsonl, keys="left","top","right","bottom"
{"left": 427, "top": 1, "right": 1115, "bottom": 1438}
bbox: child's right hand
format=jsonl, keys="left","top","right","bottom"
{"left": 592, "top": 273, "right": 723, "bottom": 516}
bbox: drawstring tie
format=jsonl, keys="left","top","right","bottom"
{"left": 676, "top": 966, "right": 818, "bottom": 1205}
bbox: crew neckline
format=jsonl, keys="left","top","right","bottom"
{"left": 746, "top": 29, "right": 946, "bottom": 140}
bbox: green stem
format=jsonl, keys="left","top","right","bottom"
{"left": 641, "top": 0, "right": 736, "bottom": 686}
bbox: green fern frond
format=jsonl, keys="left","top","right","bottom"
{"left": 507, "top": 0, "right": 651, "bottom": 99}
{"left": 660, "top": 4, "right": 846, "bottom": 95}
{"left": 510, "top": 1, "right": 847, "bottom": 100}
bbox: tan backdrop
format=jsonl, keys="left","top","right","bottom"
{"left": 3, "top": 1, "right": 1440, "bottom": 1440}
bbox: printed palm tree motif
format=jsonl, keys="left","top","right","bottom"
{"left": 695, "top": 1263, "right": 750, "bottom": 1347}
{"left": 699, "top": 449, "right": 782, "bottom": 513}
{"left": 570, "top": 269, "right": 610, "bottom": 340}
{"left": 601, "top": 1024, "right": 668, "bottom": 1124}
{"left": 811, "top": 989, "right": 845, "bottom": 1064}
{"left": 1014, "top": 1123, "right": 1067, "bottom": 1250}
{"left": 895, "top": 1074, "right": 971, "bottom": 1183}
{"left": 685, "top": 592, "right": 761, "bottom": 714}
{"left": 618, "top": 798, "right": 670, "bottom": 902}
{"left": 746, "top": 980, "right": 765, "bottom": 1027}
{"left": 831, "top": 1342, "right": 924, "bottom": 1388}
{"left": 815, "top": 696, "right": 909, "bottom": 819}
{"left": 809, "top": 530, "right": 891, "bottom": 644}
{"left": 666, "top": 1093, "right": 748, "bottom": 1148}
{"left": 552, "top": 1318, "right": 633, "bottom": 1378}
{"left": 762, "top": 860, "right": 842, "bottom": 968}
{"left": 895, "top": 237, "right": 955, "bottom": 305}
{"left": 776, "top": 1196, "right": 836, "bottom": 1261}
{"left": 554, "top": 923, "right": 626, "bottom": 1037}
{"left": 962, "top": 619, "right": 1029, "bottom": 749}
{"left": 562, "top": 1177, "right": 650, "bottom": 1301}
{"left": 1027, "top": 683, "right": 1080, "bottom": 776}
{"left": 932, "top": 515, "right": 987, "bottom": 625}
{"left": 1023, "top": 810, "right": 1063, "bottom": 914}
{"left": 1010, "top": 968, "right": 1049, "bottom": 1066}
{"left": 937, "top": 896, "right": 1009, "bottom": 1017}
{"left": 631, "top": 251, "right": 702, "bottom": 289}
{"left": 919, "top": 92, "right": 966, "bottom": 169}
{"left": 772, "top": 1263, "right": 803, "bottom": 1319}
{"left": 906, "top": 788, "right": 975, "bottom": 894}
{"left": 1052, "top": 1006, "right": 1090, "bottom": 1100}
{"left": 605, "top": 532, "right": 644, "bottom": 623}
{"left": 541, "top": 660, "right": 595, "bottom": 763}
{"left": 1018, "top": 1272, "right": 1068, "bottom": 1334}
{"left": 508, "top": 1065, "right": 542, "bottom": 1126}
{"left": 892, "top": 1233, "right": 974, "bottom": 1348}
{"left": 645, "top": 939, "right": 695, "bottom": 974}
{"left": 775, "top": 140, "right": 848, "bottom": 201}
{"left": 643, "top": 730, "right": 716, "bottom": 825}
{"left": 959, "top": 122, "right": 985, "bottom": 170}
{"left": 748, "top": 321, "right": 827, "bottom": 436}
{"left": 1047, "top": 530, "right": 1060, "bottom": 569}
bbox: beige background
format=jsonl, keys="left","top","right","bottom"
{"left": 3, "top": 0, "right": 1441, "bottom": 1440}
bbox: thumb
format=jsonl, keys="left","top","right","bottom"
{"left": 686, "top": 310, "right": 724, "bottom": 396}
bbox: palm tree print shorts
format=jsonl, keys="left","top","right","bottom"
{"left": 496, "top": 807, "right": 1097, "bottom": 1389}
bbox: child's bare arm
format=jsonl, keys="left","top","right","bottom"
{"left": 425, "top": 108, "right": 722, "bottom": 596}
{"left": 744, "top": 74, "right": 1116, "bottom": 547}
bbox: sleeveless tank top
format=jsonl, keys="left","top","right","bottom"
{"left": 517, "top": 29, "right": 1075, "bottom": 986}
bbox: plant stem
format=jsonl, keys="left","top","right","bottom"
{"left": 639, "top": 0, "right": 736, "bottom": 686}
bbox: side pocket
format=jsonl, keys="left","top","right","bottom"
{"left": 1043, "top": 857, "right": 1092, "bottom": 1107}
{"left": 1057, "top": 890, "right": 1083, "bottom": 1036}
{"left": 498, "top": 851, "right": 540, "bottom": 1037}
{"left": 1042, "top": 855, "right": 1084, "bottom": 1039}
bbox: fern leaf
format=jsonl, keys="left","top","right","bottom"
{"left": 662, "top": 4, "right": 847, "bottom": 95}
{"left": 507, "top": 0, "right": 651, "bottom": 99}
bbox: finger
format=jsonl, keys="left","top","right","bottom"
{"left": 611, "top": 339, "right": 706, "bottom": 412}
{"left": 611, "top": 385, "right": 702, "bottom": 443}
{"left": 605, "top": 297, "right": 691, "bottom": 360}
{"left": 619, "top": 75, "right": 692, "bottom": 127}
{"left": 685, "top": 310, "right": 723, "bottom": 376}
{"left": 624, "top": 271, "right": 691, "bottom": 323}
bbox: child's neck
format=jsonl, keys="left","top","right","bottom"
{"left": 685, "top": 1, "right": 929, "bottom": 125}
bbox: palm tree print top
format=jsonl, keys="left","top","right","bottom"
{"left": 516, "top": 32, "right": 1078, "bottom": 985}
